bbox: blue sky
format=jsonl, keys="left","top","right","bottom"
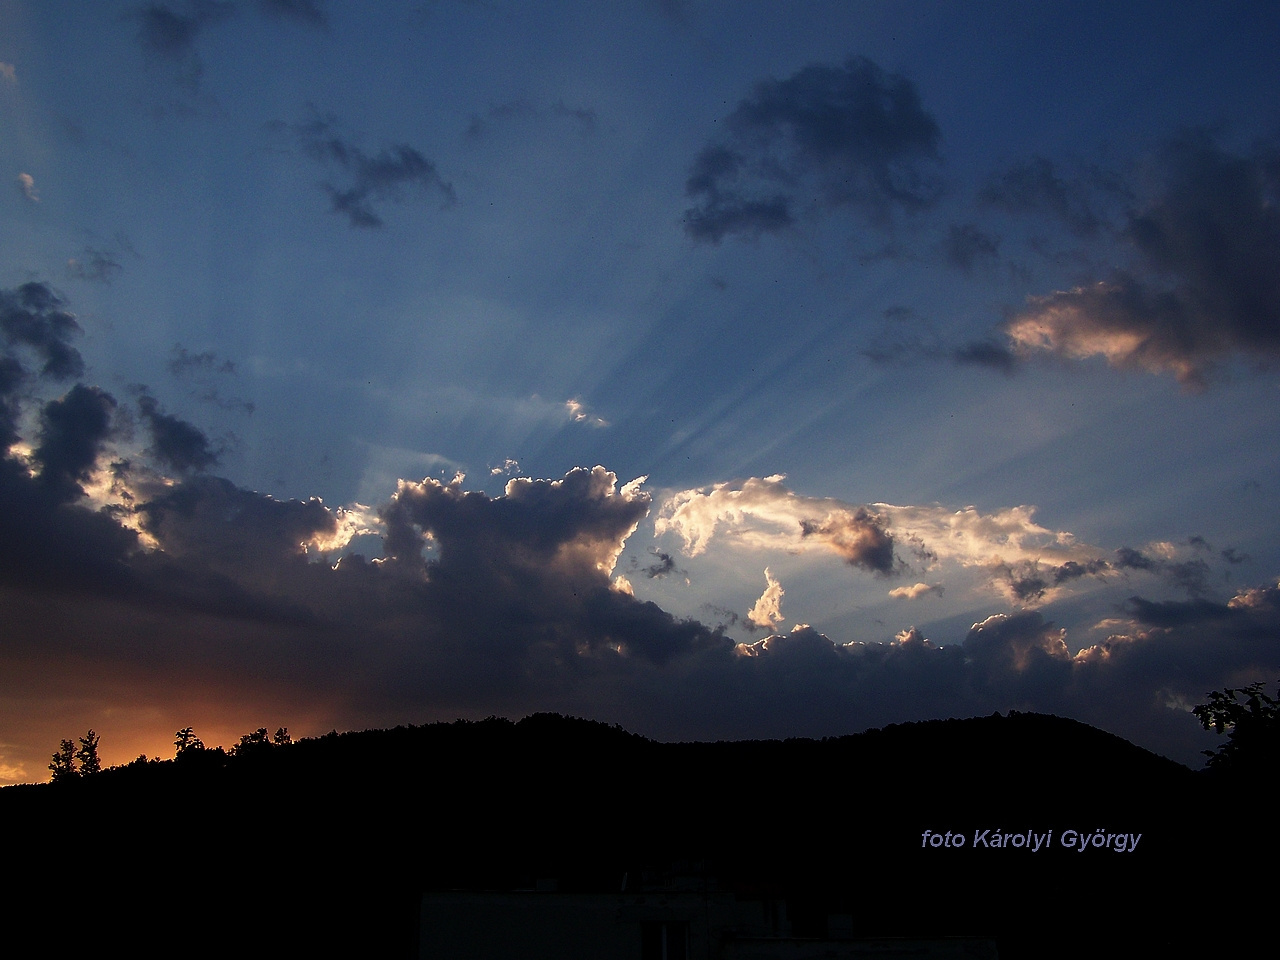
{"left": 2, "top": 0, "right": 1279, "bottom": 782}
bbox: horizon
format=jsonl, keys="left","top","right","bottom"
{"left": 3, "top": 1, "right": 1280, "bottom": 783}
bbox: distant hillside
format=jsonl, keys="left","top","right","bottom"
{"left": 1, "top": 712, "right": 1266, "bottom": 959}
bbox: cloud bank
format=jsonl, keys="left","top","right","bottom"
{"left": 1, "top": 284, "right": 1277, "bottom": 781}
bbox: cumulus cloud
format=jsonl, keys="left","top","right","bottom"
{"left": 683, "top": 56, "right": 942, "bottom": 243}
{"left": 137, "top": 474, "right": 356, "bottom": 577}
{"left": 290, "top": 111, "right": 455, "bottom": 228}
{"left": 381, "top": 466, "right": 647, "bottom": 587}
{"left": 1004, "top": 133, "right": 1280, "bottom": 386}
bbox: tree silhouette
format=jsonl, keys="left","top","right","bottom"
{"left": 273, "top": 727, "right": 291, "bottom": 746}
{"left": 233, "top": 727, "right": 273, "bottom": 759}
{"left": 76, "top": 730, "right": 101, "bottom": 776}
{"left": 1194, "top": 681, "right": 1280, "bottom": 775}
{"left": 174, "top": 726, "right": 205, "bottom": 755}
{"left": 49, "top": 739, "right": 78, "bottom": 782}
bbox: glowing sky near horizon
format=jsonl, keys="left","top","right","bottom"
{"left": 2, "top": 0, "right": 1279, "bottom": 783}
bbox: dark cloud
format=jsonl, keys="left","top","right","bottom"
{"left": 0, "top": 282, "right": 84, "bottom": 383}
{"left": 137, "top": 394, "right": 220, "bottom": 473}
{"left": 637, "top": 550, "right": 680, "bottom": 579}
{"left": 381, "top": 466, "right": 645, "bottom": 582}
{"left": 34, "top": 385, "right": 118, "bottom": 503}
{"left": 942, "top": 223, "right": 1000, "bottom": 273}
{"left": 168, "top": 345, "right": 235, "bottom": 378}
{"left": 127, "top": 1, "right": 235, "bottom": 89}
{"left": 292, "top": 112, "right": 455, "bottom": 228}
{"left": 66, "top": 248, "right": 123, "bottom": 284}
{"left": 1005, "top": 133, "right": 1280, "bottom": 386}
{"left": 66, "top": 235, "right": 137, "bottom": 285}
{"left": 138, "top": 474, "right": 337, "bottom": 576}
{"left": 951, "top": 338, "right": 1017, "bottom": 373}
{"left": 799, "top": 507, "right": 896, "bottom": 574}
{"left": 132, "top": 4, "right": 206, "bottom": 57}
{"left": 962, "top": 611, "right": 1071, "bottom": 688}
{"left": 992, "top": 548, "right": 1220, "bottom": 604}
{"left": 683, "top": 56, "right": 942, "bottom": 243}
{"left": 862, "top": 309, "right": 1017, "bottom": 375}
{"left": 167, "top": 345, "right": 253, "bottom": 414}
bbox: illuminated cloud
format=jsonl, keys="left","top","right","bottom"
{"left": 1004, "top": 133, "right": 1280, "bottom": 386}
{"left": 565, "top": 398, "right": 607, "bottom": 427}
{"left": 490, "top": 458, "right": 521, "bottom": 476}
{"left": 889, "top": 582, "right": 942, "bottom": 600}
{"left": 657, "top": 476, "right": 1086, "bottom": 585}
{"left": 655, "top": 476, "right": 1236, "bottom": 608}
{"left": 17, "top": 173, "right": 38, "bottom": 202}
{"left": 746, "top": 567, "right": 784, "bottom": 629}
{"left": 0, "top": 62, "right": 16, "bottom": 84}
{"left": 684, "top": 56, "right": 942, "bottom": 243}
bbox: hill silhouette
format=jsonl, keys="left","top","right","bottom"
{"left": 1, "top": 711, "right": 1266, "bottom": 958}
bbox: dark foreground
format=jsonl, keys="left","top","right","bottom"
{"left": 2, "top": 712, "right": 1269, "bottom": 958}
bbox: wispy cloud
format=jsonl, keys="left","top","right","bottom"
{"left": 289, "top": 111, "right": 455, "bottom": 228}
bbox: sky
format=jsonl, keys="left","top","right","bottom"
{"left": 2, "top": 0, "right": 1279, "bottom": 783}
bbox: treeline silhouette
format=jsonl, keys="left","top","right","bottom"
{"left": 3, "top": 710, "right": 1272, "bottom": 959}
